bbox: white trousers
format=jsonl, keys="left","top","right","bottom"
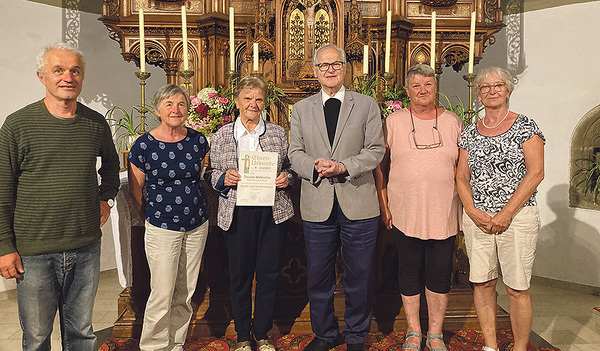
{"left": 140, "top": 220, "right": 209, "bottom": 351}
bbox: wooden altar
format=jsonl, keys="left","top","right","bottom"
{"left": 100, "top": 0, "right": 510, "bottom": 338}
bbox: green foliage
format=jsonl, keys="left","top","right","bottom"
{"left": 573, "top": 152, "right": 600, "bottom": 204}
{"left": 351, "top": 75, "right": 379, "bottom": 100}
{"left": 438, "top": 92, "right": 482, "bottom": 126}
{"left": 105, "top": 103, "right": 157, "bottom": 150}
{"left": 265, "top": 79, "right": 290, "bottom": 120}
{"left": 351, "top": 75, "right": 409, "bottom": 120}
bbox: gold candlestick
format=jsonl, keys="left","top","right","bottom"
{"left": 383, "top": 72, "right": 395, "bottom": 89}
{"left": 178, "top": 70, "right": 195, "bottom": 94}
{"left": 250, "top": 72, "right": 263, "bottom": 78}
{"left": 463, "top": 73, "right": 477, "bottom": 124}
{"left": 135, "top": 71, "right": 151, "bottom": 135}
{"left": 226, "top": 70, "right": 240, "bottom": 85}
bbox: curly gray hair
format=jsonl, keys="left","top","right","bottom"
{"left": 36, "top": 42, "right": 85, "bottom": 78}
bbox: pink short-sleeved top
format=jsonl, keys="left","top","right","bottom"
{"left": 385, "top": 108, "right": 463, "bottom": 240}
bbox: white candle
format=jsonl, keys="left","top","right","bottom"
{"left": 139, "top": 8, "right": 145, "bottom": 72}
{"left": 363, "top": 45, "right": 369, "bottom": 75}
{"left": 181, "top": 6, "right": 189, "bottom": 70}
{"left": 430, "top": 10, "right": 436, "bottom": 69}
{"left": 253, "top": 42, "right": 259, "bottom": 71}
{"left": 385, "top": 10, "right": 391, "bottom": 73}
{"left": 468, "top": 11, "right": 476, "bottom": 74}
{"left": 229, "top": 7, "right": 235, "bottom": 71}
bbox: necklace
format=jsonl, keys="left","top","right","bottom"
{"left": 482, "top": 110, "right": 510, "bottom": 129}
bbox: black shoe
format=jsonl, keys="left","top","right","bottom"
{"left": 346, "top": 343, "right": 364, "bottom": 351}
{"left": 303, "top": 337, "right": 334, "bottom": 351}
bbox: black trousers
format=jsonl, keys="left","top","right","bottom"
{"left": 225, "top": 206, "right": 287, "bottom": 341}
{"left": 393, "top": 226, "right": 456, "bottom": 296}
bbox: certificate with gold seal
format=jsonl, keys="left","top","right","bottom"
{"left": 236, "top": 151, "right": 278, "bottom": 206}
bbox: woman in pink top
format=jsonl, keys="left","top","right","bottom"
{"left": 375, "top": 64, "right": 462, "bottom": 351}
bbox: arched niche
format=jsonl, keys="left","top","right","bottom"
{"left": 282, "top": 0, "right": 340, "bottom": 80}
{"left": 569, "top": 104, "right": 600, "bottom": 210}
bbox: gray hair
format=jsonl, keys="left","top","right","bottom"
{"left": 234, "top": 76, "right": 267, "bottom": 99}
{"left": 312, "top": 44, "right": 346, "bottom": 66}
{"left": 405, "top": 64, "right": 436, "bottom": 86}
{"left": 475, "top": 67, "right": 514, "bottom": 93}
{"left": 36, "top": 42, "right": 86, "bottom": 78}
{"left": 153, "top": 84, "right": 190, "bottom": 111}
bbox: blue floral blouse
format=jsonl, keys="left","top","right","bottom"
{"left": 129, "top": 127, "right": 210, "bottom": 231}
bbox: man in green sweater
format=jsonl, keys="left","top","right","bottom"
{"left": 0, "top": 43, "right": 120, "bottom": 350}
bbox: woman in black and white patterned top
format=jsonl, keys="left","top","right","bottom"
{"left": 456, "top": 67, "right": 545, "bottom": 351}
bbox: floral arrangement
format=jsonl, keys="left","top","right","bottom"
{"left": 380, "top": 83, "right": 410, "bottom": 120}
{"left": 185, "top": 87, "right": 233, "bottom": 136}
{"left": 381, "top": 100, "right": 406, "bottom": 119}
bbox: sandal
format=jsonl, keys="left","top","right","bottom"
{"left": 402, "top": 331, "right": 422, "bottom": 351}
{"left": 425, "top": 334, "right": 447, "bottom": 351}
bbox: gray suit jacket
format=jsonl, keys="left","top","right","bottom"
{"left": 288, "top": 90, "right": 385, "bottom": 222}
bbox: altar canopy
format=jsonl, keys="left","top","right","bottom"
{"left": 101, "top": 0, "right": 502, "bottom": 126}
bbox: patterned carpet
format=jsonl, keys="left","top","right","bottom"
{"left": 99, "top": 331, "right": 560, "bottom": 351}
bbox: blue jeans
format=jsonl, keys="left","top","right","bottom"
{"left": 17, "top": 240, "right": 101, "bottom": 351}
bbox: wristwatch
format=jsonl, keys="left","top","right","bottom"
{"left": 106, "top": 199, "right": 115, "bottom": 208}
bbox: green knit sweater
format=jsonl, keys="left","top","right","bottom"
{"left": 0, "top": 100, "right": 120, "bottom": 256}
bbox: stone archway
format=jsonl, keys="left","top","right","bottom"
{"left": 569, "top": 104, "right": 600, "bottom": 210}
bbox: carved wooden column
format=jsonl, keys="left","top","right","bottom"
{"left": 196, "top": 13, "right": 230, "bottom": 90}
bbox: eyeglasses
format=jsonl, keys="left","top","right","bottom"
{"left": 478, "top": 83, "right": 506, "bottom": 94}
{"left": 315, "top": 61, "right": 345, "bottom": 72}
{"left": 410, "top": 107, "right": 443, "bottom": 149}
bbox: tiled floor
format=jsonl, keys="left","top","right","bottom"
{"left": 0, "top": 270, "right": 598, "bottom": 350}
{"left": 496, "top": 278, "right": 600, "bottom": 351}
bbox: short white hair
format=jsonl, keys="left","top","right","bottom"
{"left": 36, "top": 43, "right": 86, "bottom": 77}
{"left": 312, "top": 44, "right": 346, "bottom": 66}
{"left": 475, "top": 67, "right": 514, "bottom": 93}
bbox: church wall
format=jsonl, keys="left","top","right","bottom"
{"left": 510, "top": 2, "right": 600, "bottom": 288}
{"left": 441, "top": 2, "right": 600, "bottom": 288}
{"left": 0, "top": 0, "right": 166, "bottom": 293}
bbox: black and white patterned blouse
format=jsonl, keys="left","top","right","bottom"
{"left": 458, "top": 114, "right": 545, "bottom": 212}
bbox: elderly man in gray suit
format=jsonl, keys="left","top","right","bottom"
{"left": 288, "top": 44, "right": 385, "bottom": 351}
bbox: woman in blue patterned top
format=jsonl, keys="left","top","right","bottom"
{"left": 457, "top": 67, "right": 545, "bottom": 351}
{"left": 128, "top": 84, "right": 210, "bottom": 351}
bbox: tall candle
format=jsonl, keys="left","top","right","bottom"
{"left": 253, "top": 42, "right": 259, "bottom": 71}
{"left": 181, "top": 6, "right": 189, "bottom": 70}
{"left": 229, "top": 7, "right": 235, "bottom": 71}
{"left": 430, "top": 10, "right": 436, "bottom": 68}
{"left": 139, "top": 8, "right": 145, "bottom": 72}
{"left": 385, "top": 10, "right": 391, "bottom": 73}
{"left": 363, "top": 45, "right": 369, "bottom": 75}
{"left": 468, "top": 11, "right": 476, "bottom": 74}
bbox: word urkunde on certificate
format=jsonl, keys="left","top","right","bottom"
{"left": 236, "top": 151, "right": 278, "bottom": 206}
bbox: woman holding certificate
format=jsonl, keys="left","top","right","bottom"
{"left": 206, "top": 76, "right": 294, "bottom": 351}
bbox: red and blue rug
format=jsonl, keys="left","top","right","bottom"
{"left": 100, "top": 331, "right": 559, "bottom": 351}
